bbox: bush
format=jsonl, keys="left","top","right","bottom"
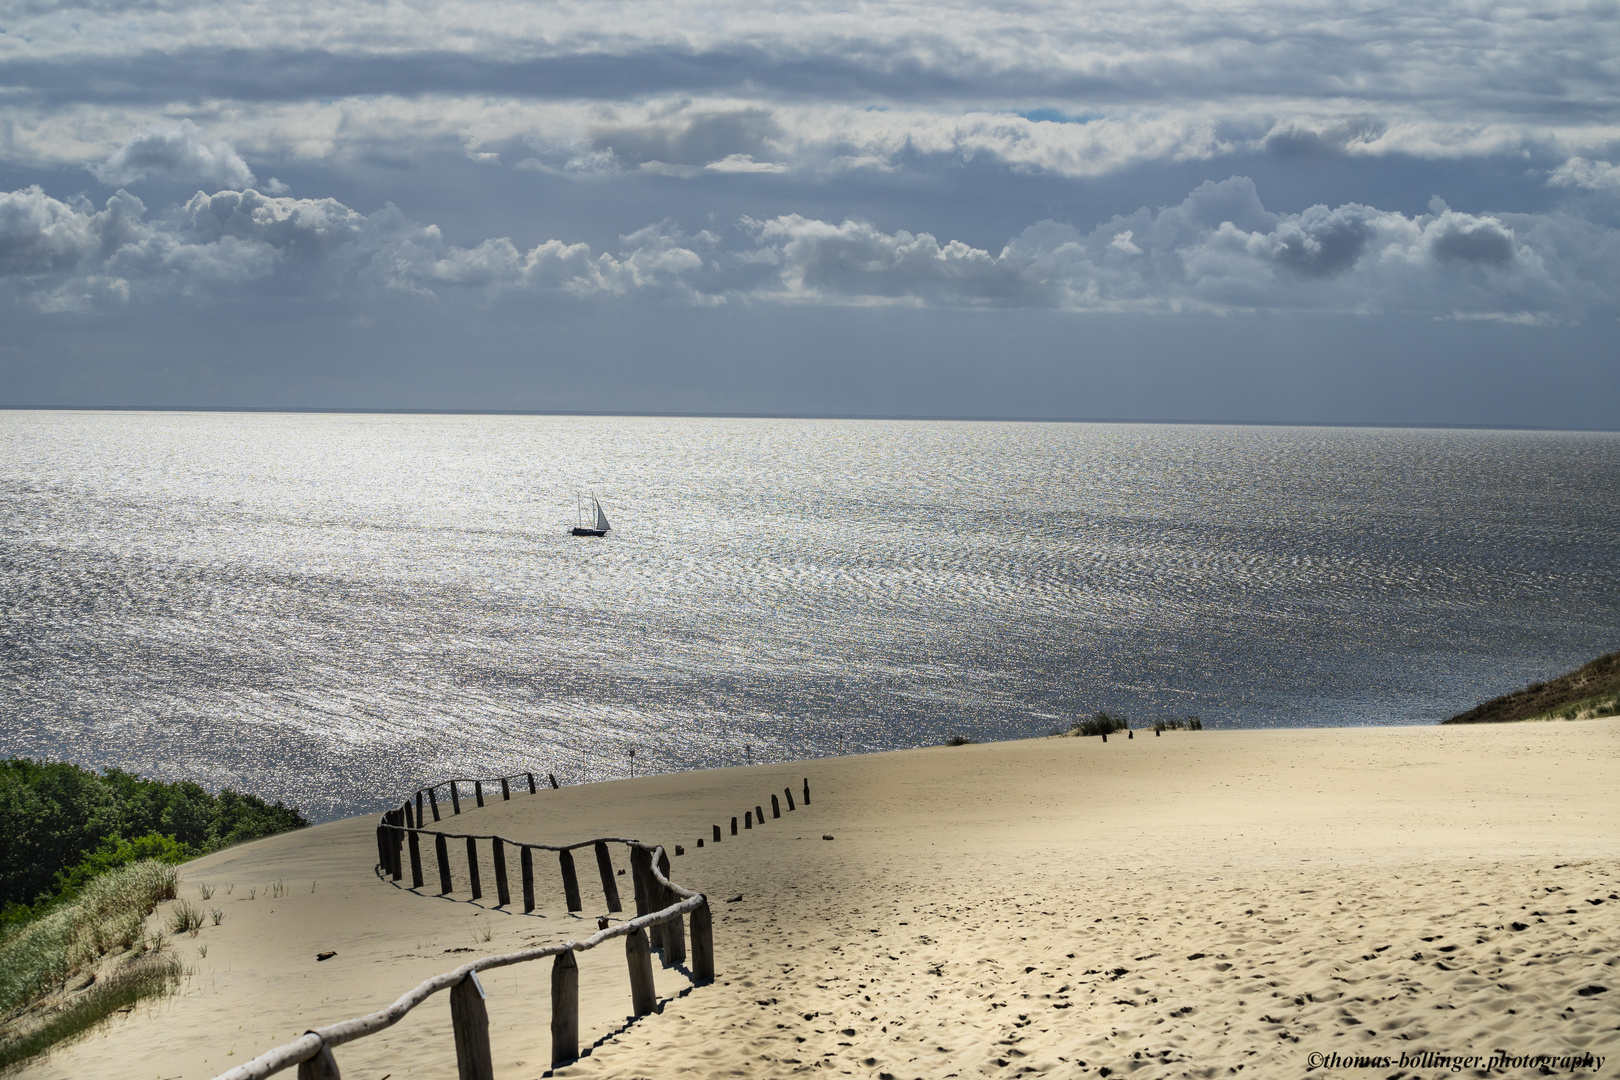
{"left": 0, "top": 758, "right": 308, "bottom": 912}
{"left": 1151, "top": 716, "right": 1205, "bottom": 733}
{"left": 944, "top": 735, "right": 977, "bottom": 746}
{"left": 1072, "top": 712, "right": 1131, "bottom": 737}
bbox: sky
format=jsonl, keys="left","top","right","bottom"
{"left": 1, "top": 0, "right": 1618, "bottom": 425}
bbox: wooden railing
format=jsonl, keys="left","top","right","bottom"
{"left": 216, "top": 773, "right": 815, "bottom": 1080}
{"left": 212, "top": 836, "right": 707, "bottom": 1080}
{"left": 407, "top": 770, "right": 560, "bottom": 826}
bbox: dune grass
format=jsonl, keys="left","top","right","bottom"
{"left": 0, "top": 951, "right": 182, "bottom": 1071}
{"left": 0, "top": 858, "right": 179, "bottom": 1063}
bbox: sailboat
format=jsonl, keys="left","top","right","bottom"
{"left": 570, "top": 492, "right": 612, "bottom": 537}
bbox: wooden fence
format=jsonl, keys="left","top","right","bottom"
{"left": 212, "top": 834, "right": 706, "bottom": 1080}
{"left": 214, "top": 773, "right": 814, "bottom": 1080}
{"left": 407, "top": 770, "right": 560, "bottom": 826}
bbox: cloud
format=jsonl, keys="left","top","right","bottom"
{"left": 91, "top": 120, "right": 257, "bottom": 188}
{"left": 5, "top": 177, "right": 1615, "bottom": 319}
{"left": 1549, "top": 157, "right": 1620, "bottom": 193}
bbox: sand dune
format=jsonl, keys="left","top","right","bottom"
{"left": 15, "top": 720, "right": 1618, "bottom": 1079}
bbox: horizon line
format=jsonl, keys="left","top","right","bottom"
{"left": 1, "top": 404, "right": 1615, "bottom": 435}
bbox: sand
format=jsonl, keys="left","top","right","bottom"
{"left": 12, "top": 719, "right": 1618, "bottom": 1080}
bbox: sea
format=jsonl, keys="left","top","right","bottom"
{"left": 2, "top": 410, "right": 1617, "bottom": 821}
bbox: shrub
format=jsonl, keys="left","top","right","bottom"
{"left": 1072, "top": 712, "right": 1130, "bottom": 737}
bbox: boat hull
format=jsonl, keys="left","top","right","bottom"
{"left": 570, "top": 527, "right": 608, "bottom": 537}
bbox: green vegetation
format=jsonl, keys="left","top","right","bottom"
{"left": 0, "top": 759, "right": 305, "bottom": 1069}
{"left": 1152, "top": 716, "right": 1204, "bottom": 733}
{"left": 1071, "top": 711, "right": 1131, "bottom": 737}
{"left": 1444, "top": 648, "right": 1620, "bottom": 724}
{"left": 944, "top": 735, "right": 978, "bottom": 746}
{"left": 0, "top": 951, "right": 182, "bottom": 1072}
{"left": 1, "top": 757, "right": 307, "bottom": 924}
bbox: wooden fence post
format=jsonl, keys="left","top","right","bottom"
{"left": 388, "top": 816, "right": 402, "bottom": 881}
{"left": 594, "top": 842, "right": 622, "bottom": 912}
{"left": 731, "top": 816, "right": 738, "bottom": 835}
{"left": 295, "top": 1042, "right": 340, "bottom": 1080}
{"left": 550, "top": 950, "right": 579, "bottom": 1066}
{"left": 755, "top": 805, "right": 765, "bottom": 825}
{"left": 429, "top": 786, "right": 441, "bottom": 821}
{"left": 625, "top": 928, "right": 656, "bottom": 1017}
{"left": 549, "top": 773, "right": 559, "bottom": 789}
{"left": 449, "top": 972, "right": 495, "bottom": 1080}
{"left": 526, "top": 772, "right": 536, "bottom": 794}
{"left": 690, "top": 899, "right": 715, "bottom": 983}
{"left": 803, "top": 778, "right": 810, "bottom": 805}
{"left": 450, "top": 783, "right": 462, "bottom": 815}
{"left": 784, "top": 787, "right": 795, "bottom": 811}
{"left": 744, "top": 811, "right": 752, "bottom": 829}
{"left": 521, "top": 846, "right": 535, "bottom": 913}
{"left": 466, "top": 837, "right": 482, "bottom": 901}
{"left": 629, "top": 846, "right": 657, "bottom": 949}
{"left": 559, "top": 849, "right": 582, "bottom": 912}
{"left": 493, "top": 839, "right": 511, "bottom": 907}
{"left": 375, "top": 824, "right": 386, "bottom": 873}
{"left": 416, "top": 791, "right": 425, "bottom": 827}
{"left": 500, "top": 777, "right": 510, "bottom": 801}
{"left": 713, "top": 824, "right": 721, "bottom": 843}
{"left": 771, "top": 794, "right": 780, "bottom": 819}
{"left": 409, "top": 830, "right": 424, "bottom": 889}
{"left": 437, "top": 834, "right": 453, "bottom": 894}
{"left": 475, "top": 781, "right": 485, "bottom": 808}
{"left": 657, "top": 849, "right": 685, "bottom": 967}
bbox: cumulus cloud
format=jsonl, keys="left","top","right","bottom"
{"left": 91, "top": 120, "right": 257, "bottom": 189}
{"left": 4, "top": 177, "right": 1616, "bottom": 319}
{"left": 1549, "top": 157, "right": 1620, "bottom": 193}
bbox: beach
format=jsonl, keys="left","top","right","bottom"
{"left": 15, "top": 719, "right": 1618, "bottom": 1079}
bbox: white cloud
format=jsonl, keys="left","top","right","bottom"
{"left": 5, "top": 177, "right": 1616, "bottom": 319}
{"left": 1549, "top": 157, "right": 1620, "bottom": 193}
{"left": 91, "top": 120, "right": 258, "bottom": 189}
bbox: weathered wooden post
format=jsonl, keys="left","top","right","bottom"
{"left": 450, "top": 782, "right": 462, "bottom": 815}
{"left": 744, "top": 811, "right": 752, "bottom": 829}
{"left": 416, "top": 790, "right": 425, "bottom": 828}
{"left": 375, "top": 824, "right": 386, "bottom": 872}
{"left": 656, "top": 849, "right": 685, "bottom": 967}
{"left": 730, "top": 816, "right": 738, "bottom": 835}
{"left": 551, "top": 950, "right": 579, "bottom": 1066}
{"left": 803, "top": 778, "right": 810, "bottom": 805}
{"left": 429, "top": 786, "right": 441, "bottom": 821}
{"left": 466, "top": 837, "right": 483, "bottom": 901}
{"left": 475, "top": 781, "right": 485, "bottom": 808}
{"left": 594, "top": 841, "right": 622, "bottom": 912}
{"left": 689, "top": 899, "right": 715, "bottom": 983}
{"left": 559, "top": 849, "right": 583, "bottom": 912}
{"left": 409, "top": 830, "right": 424, "bottom": 888}
{"left": 526, "top": 772, "right": 537, "bottom": 794}
{"left": 784, "top": 787, "right": 795, "bottom": 811}
{"left": 713, "top": 824, "right": 722, "bottom": 843}
{"left": 296, "top": 1042, "right": 341, "bottom": 1080}
{"left": 437, "top": 834, "right": 453, "bottom": 894}
{"left": 500, "top": 777, "right": 510, "bottom": 801}
{"left": 629, "top": 846, "right": 658, "bottom": 949}
{"left": 549, "top": 773, "right": 559, "bottom": 789}
{"left": 493, "top": 838, "right": 511, "bottom": 907}
{"left": 755, "top": 805, "right": 765, "bottom": 824}
{"left": 521, "top": 846, "right": 535, "bottom": 913}
{"left": 388, "top": 815, "right": 402, "bottom": 881}
{"left": 625, "top": 928, "right": 656, "bottom": 1017}
{"left": 449, "top": 972, "right": 495, "bottom": 1080}
{"left": 1101, "top": 733, "right": 1107, "bottom": 743}
{"left": 771, "top": 794, "right": 781, "bottom": 818}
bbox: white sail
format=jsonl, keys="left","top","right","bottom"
{"left": 593, "top": 497, "right": 611, "bottom": 532}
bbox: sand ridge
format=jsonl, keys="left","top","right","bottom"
{"left": 11, "top": 719, "right": 1619, "bottom": 1079}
